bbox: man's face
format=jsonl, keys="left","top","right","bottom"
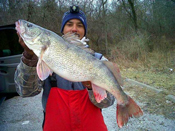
{"left": 63, "top": 19, "right": 85, "bottom": 39}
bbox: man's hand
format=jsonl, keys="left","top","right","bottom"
{"left": 82, "top": 81, "right": 92, "bottom": 90}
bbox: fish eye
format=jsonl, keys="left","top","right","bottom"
{"left": 27, "top": 23, "right": 33, "bottom": 28}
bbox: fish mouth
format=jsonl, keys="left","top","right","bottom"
{"left": 15, "top": 20, "right": 25, "bottom": 35}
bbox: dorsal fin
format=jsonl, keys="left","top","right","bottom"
{"left": 62, "top": 32, "right": 89, "bottom": 46}
{"left": 103, "top": 61, "right": 123, "bottom": 86}
{"left": 62, "top": 32, "right": 79, "bottom": 43}
{"left": 63, "top": 32, "right": 94, "bottom": 54}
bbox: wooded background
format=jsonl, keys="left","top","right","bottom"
{"left": 0, "top": 0, "right": 175, "bottom": 70}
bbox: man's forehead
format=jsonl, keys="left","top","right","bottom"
{"left": 67, "top": 19, "right": 83, "bottom": 24}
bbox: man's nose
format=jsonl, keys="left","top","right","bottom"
{"left": 72, "top": 25, "right": 77, "bottom": 32}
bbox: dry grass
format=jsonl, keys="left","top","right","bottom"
{"left": 121, "top": 67, "right": 175, "bottom": 95}
{"left": 107, "top": 33, "right": 175, "bottom": 96}
{"left": 106, "top": 34, "right": 175, "bottom": 120}
{"left": 113, "top": 51, "right": 175, "bottom": 96}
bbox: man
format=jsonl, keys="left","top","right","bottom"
{"left": 15, "top": 5, "right": 114, "bottom": 131}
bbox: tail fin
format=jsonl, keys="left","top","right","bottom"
{"left": 117, "top": 96, "right": 143, "bottom": 128}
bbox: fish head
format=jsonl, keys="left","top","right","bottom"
{"left": 15, "top": 20, "right": 42, "bottom": 44}
{"left": 15, "top": 20, "right": 48, "bottom": 57}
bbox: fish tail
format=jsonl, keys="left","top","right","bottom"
{"left": 116, "top": 96, "right": 143, "bottom": 128}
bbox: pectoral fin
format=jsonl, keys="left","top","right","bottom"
{"left": 103, "top": 61, "right": 123, "bottom": 86}
{"left": 37, "top": 58, "right": 53, "bottom": 81}
{"left": 36, "top": 44, "right": 53, "bottom": 81}
{"left": 92, "top": 83, "right": 107, "bottom": 103}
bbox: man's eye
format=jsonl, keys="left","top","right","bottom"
{"left": 78, "top": 24, "right": 83, "bottom": 27}
{"left": 27, "top": 23, "right": 33, "bottom": 28}
{"left": 66, "top": 23, "right": 72, "bottom": 27}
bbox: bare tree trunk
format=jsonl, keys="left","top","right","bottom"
{"left": 102, "top": 0, "right": 108, "bottom": 55}
{"left": 27, "top": 0, "right": 33, "bottom": 21}
{"left": 128, "top": 0, "right": 138, "bottom": 32}
{"left": 121, "top": 0, "right": 138, "bottom": 33}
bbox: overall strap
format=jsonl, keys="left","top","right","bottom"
{"left": 48, "top": 73, "right": 57, "bottom": 87}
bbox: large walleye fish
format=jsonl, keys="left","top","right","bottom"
{"left": 15, "top": 19, "right": 143, "bottom": 128}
